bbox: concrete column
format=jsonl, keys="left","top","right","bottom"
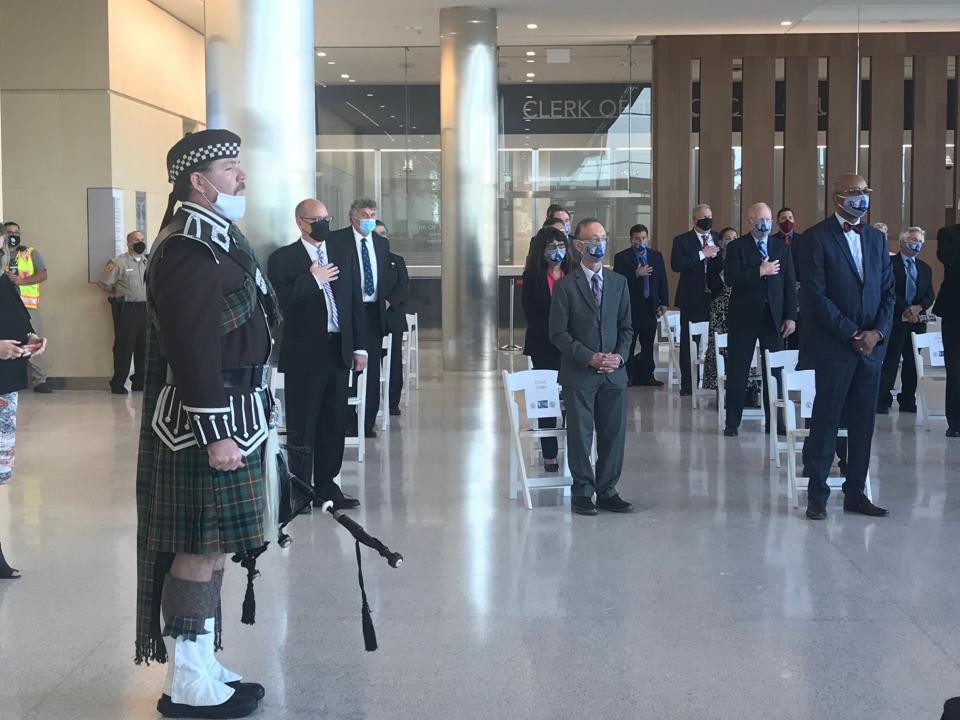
{"left": 439, "top": 6, "right": 499, "bottom": 371}
{"left": 204, "top": 0, "right": 316, "bottom": 263}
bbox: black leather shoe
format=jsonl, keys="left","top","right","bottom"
{"left": 32, "top": 383, "right": 53, "bottom": 394}
{"left": 941, "top": 697, "right": 960, "bottom": 720}
{"left": 110, "top": 385, "right": 128, "bottom": 395}
{"left": 947, "top": 428, "right": 960, "bottom": 438}
{"left": 571, "top": 496, "right": 598, "bottom": 515}
{"left": 875, "top": 405, "right": 889, "bottom": 415}
{"left": 723, "top": 426, "right": 738, "bottom": 437}
{"left": 365, "top": 429, "right": 377, "bottom": 439}
{"left": 640, "top": 377, "right": 665, "bottom": 387}
{"left": 226, "top": 681, "right": 265, "bottom": 700}
{"left": 596, "top": 494, "right": 634, "bottom": 513}
{"left": 331, "top": 494, "right": 360, "bottom": 511}
{"left": 843, "top": 495, "right": 889, "bottom": 517}
{"left": 157, "top": 691, "right": 258, "bottom": 719}
{"left": 345, "top": 427, "right": 358, "bottom": 438}
{"left": 132, "top": 384, "right": 144, "bottom": 392}
{"left": 389, "top": 406, "right": 401, "bottom": 416}
{"left": 543, "top": 461, "right": 560, "bottom": 473}
{"left": 679, "top": 388, "right": 692, "bottom": 397}
{"left": 806, "top": 501, "right": 827, "bottom": 520}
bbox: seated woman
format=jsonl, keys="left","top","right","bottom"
{"left": 702, "top": 227, "right": 738, "bottom": 391}
{"left": 521, "top": 226, "right": 572, "bottom": 473}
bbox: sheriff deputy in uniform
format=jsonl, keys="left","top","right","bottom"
{"left": 134, "top": 129, "right": 280, "bottom": 720}
{"left": 98, "top": 230, "right": 148, "bottom": 394}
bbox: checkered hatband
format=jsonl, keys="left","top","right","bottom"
{"left": 168, "top": 141, "right": 241, "bottom": 183}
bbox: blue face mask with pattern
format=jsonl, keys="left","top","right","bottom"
{"left": 583, "top": 240, "right": 607, "bottom": 260}
{"left": 544, "top": 247, "right": 566, "bottom": 264}
{"left": 752, "top": 219, "right": 771, "bottom": 237}
{"left": 839, "top": 194, "right": 870, "bottom": 218}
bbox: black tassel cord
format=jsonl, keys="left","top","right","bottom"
{"left": 356, "top": 540, "right": 378, "bottom": 652}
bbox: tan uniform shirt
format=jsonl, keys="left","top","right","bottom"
{"left": 99, "top": 252, "right": 147, "bottom": 301}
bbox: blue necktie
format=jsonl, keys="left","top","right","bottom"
{"left": 639, "top": 251, "right": 650, "bottom": 299}
{"left": 361, "top": 237, "right": 375, "bottom": 298}
{"left": 905, "top": 257, "right": 917, "bottom": 305}
{"left": 757, "top": 239, "right": 767, "bottom": 258}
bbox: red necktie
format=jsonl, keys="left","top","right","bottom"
{"left": 843, "top": 222, "right": 862, "bottom": 234}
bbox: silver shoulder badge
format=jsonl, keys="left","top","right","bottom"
{"left": 255, "top": 267, "right": 268, "bottom": 294}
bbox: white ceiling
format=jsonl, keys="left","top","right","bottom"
{"left": 152, "top": 0, "right": 960, "bottom": 43}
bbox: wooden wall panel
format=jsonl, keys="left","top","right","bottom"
{"left": 740, "top": 56, "right": 776, "bottom": 231}
{"left": 652, "top": 38, "right": 691, "bottom": 300}
{"left": 698, "top": 57, "right": 733, "bottom": 227}
{"left": 869, "top": 54, "right": 905, "bottom": 233}
{"left": 911, "top": 54, "right": 948, "bottom": 287}
{"left": 826, "top": 55, "right": 859, "bottom": 209}
{"left": 783, "top": 56, "right": 819, "bottom": 228}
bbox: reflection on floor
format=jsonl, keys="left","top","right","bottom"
{"left": 1, "top": 342, "right": 959, "bottom": 720}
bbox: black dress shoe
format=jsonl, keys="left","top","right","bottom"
{"left": 843, "top": 495, "right": 889, "bottom": 517}
{"left": 875, "top": 405, "right": 889, "bottom": 415}
{"left": 331, "top": 494, "right": 360, "bottom": 510}
{"left": 365, "top": 428, "right": 377, "bottom": 439}
{"left": 723, "top": 426, "right": 738, "bottom": 437}
{"left": 110, "top": 385, "right": 128, "bottom": 395}
{"left": 947, "top": 428, "right": 960, "bottom": 438}
{"left": 806, "top": 501, "right": 827, "bottom": 520}
{"left": 298, "top": 503, "right": 312, "bottom": 515}
{"left": 157, "top": 691, "right": 258, "bottom": 719}
{"left": 226, "top": 681, "right": 265, "bottom": 700}
{"left": 543, "top": 461, "right": 560, "bottom": 473}
{"left": 941, "top": 697, "right": 960, "bottom": 720}
{"left": 596, "top": 494, "right": 634, "bottom": 513}
{"left": 132, "top": 384, "right": 144, "bottom": 392}
{"left": 571, "top": 496, "right": 598, "bottom": 515}
{"left": 389, "top": 406, "right": 401, "bottom": 416}
{"left": 679, "top": 388, "right": 692, "bottom": 397}
{"left": 32, "top": 383, "right": 53, "bottom": 394}
{"left": 640, "top": 377, "right": 665, "bottom": 387}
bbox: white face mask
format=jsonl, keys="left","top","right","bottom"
{"left": 201, "top": 175, "right": 246, "bottom": 222}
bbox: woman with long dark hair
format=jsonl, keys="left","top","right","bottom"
{"left": 0, "top": 235, "right": 47, "bottom": 579}
{"left": 521, "top": 226, "right": 572, "bottom": 472}
{"left": 703, "top": 226, "right": 738, "bottom": 390}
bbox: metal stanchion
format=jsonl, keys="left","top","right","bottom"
{"left": 500, "top": 277, "right": 522, "bottom": 352}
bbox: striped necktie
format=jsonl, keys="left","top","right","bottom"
{"left": 317, "top": 243, "right": 340, "bottom": 329}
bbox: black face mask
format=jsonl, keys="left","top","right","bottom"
{"left": 7, "top": 234, "right": 21, "bottom": 249}
{"left": 132, "top": 241, "right": 147, "bottom": 254}
{"left": 695, "top": 217, "right": 713, "bottom": 232}
{"left": 309, "top": 218, "right": 331, "bottom": 242}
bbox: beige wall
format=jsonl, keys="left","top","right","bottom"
{"left": 0, "top": 0, "right": 204, "bottom": 381}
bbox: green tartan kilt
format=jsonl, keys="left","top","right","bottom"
{"left": 139, "top": 435, "right": 267, "bottom": 555}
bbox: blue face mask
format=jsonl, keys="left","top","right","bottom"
{"left": 563, "top": 221, "right": 572, "bottom": 235}
{"left": 839, "top": 194, "right": 870, "bottom": 218}
{"left": 583, "top": 240, "right": 607, "bottom": 260}
{"left": 357, "top": 218, "right": 377, "bottom": 235}
{"left": 905, "top": 241, "right": 923, "bottom": 254}
{"left": 544, "top": 247, "right": 566, "bottom": 264}
{"left": 753, "top": 219, "right": 771, "bottom": 236}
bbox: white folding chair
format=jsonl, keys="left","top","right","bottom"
{"left": 344, "top": 367, "right": 367, "bottom": 462}
{"left": 688, "top": 320, "right": 711, "bottom": 404}
{"left": 661, "top": 311, "right": 681, "bottom": 391}
{"left": 380, "top": 335, "right": 392, "bottom": 431}
{"left": 764, "top": 348, "right": 799, "bottom": 466}
{"left": 911, "top": 331, "right": 947, "bottom": 426}
{"left": 404, "top": 312, "right": 420, "bottom": 405}
{"left": 781, "top": 368, "right": 872, "bottom": 509}
{"left": 715, "top": 333, "right": 728, "bottom": 429}
{"left": 501, "top": 369, "right": 570, "bottom": 509}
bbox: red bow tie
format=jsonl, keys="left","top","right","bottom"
{"left": 843, "top": 222, "right": 863, "bottom": 234}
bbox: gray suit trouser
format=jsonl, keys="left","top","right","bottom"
{"left": 563, "top": 379, "right": 627, "bottom": 499}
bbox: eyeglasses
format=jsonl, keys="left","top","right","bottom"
{"left": 837, "top": 187, "right": 873, "bottom": 196}
{"left": 579, "top": 236, "right": 608, "bottom": 243}
{"left": 298, "top": 215, "right": 332, "bottom": 224}
{"left": 545, "top": 242, "right": 566, "bottom": 251}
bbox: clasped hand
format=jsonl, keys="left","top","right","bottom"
{"left": 589, "top": 352, "right": 621, "bottom": 374}
{"left": 850, "top": 330, "right": 880, "bottom": 356}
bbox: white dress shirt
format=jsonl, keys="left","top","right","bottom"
{"left": 834, "top": 213, "right": 864, "bottom": 281}
{"left": 353, "top": 227, "right": 379, "bottom": 302}
{"left": 696, "top": 231, "right": 714, "bottom": 262}
{"left": 300, "top": 237, "right": 339, "bottom": 332}
{"left": 580, "top": 263, "right": 625, "bottom": 368}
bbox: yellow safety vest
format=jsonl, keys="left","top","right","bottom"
{"left": 16, "top": 248, "right": 39, "bottom": 309}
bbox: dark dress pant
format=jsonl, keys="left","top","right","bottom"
{"left": 877, "top": 320, "right": 924, "bottom": 409}
{"left": 626, "top": 299, "right": 659, "bottom": 383}
{"left": 111, "top": 301, "right": 146, "bottom": 390}
{"left": 679, "top": 304, "right": 710, "bottom": 392}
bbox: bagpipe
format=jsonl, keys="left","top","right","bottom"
{"left": 233, "top": 440, "right": 403, "bottom": 652}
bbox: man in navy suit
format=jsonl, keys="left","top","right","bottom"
{"left": 613, "top": 224, "right": 669, "bottom": 387}
{"left": 670, "top": 204, "right": 723, "bottom": 395}
{"left": 722, "top": 203, "right": 797, "bottom": 436}
{"left": 876, "top": 226, "right": 935, "bottom": 415}
{"left": 800, "top": 174, "right": 895, "bottom": 520}
{"left": 772, "top": 207, "right": 801, "bottom": 350}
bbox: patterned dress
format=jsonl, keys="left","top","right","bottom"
{"left": 702, "top": 285, "right": 731, "bottom": 390}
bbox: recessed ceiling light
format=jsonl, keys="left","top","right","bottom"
{"left": 526, "top": 51, "right": 536, "bottom": 57}
{"left": 316, "top": 51, "right": 327, "bottom": 57}
{"left": 780, "top": 20, "right": 792, "bottom": 26}
{"left": 526, "top": 59, "right": 535, "bottom": 64}
{"left": 390, "top": 115, "right": 396, "bottom": 118}
{"left": 340, "top": 74, "right": 350, "bottom": 79}
{"left": 348, "top": 79, "right": 356, "bottom": 83}
{"left": 525, "top": 95, "right": 533, "bottom": 99}
{"left": 380, "top": 105, "right": 386, "bottom": 108}
{"left": 526, "top": 23, "right": 538, "bottom": 29}
{"left": 526, "top": 72, "right": 536, "bottom": 78}
{"left": 366, "top": 93, "right": 374, "bottom": 97}
{"left": 328, "top": 61, "right": 336, "bottom": 65}
{"left": 525, "top": 79, "right": 534, "bottom": 83}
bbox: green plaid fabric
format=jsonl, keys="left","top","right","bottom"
{"left": 135, "top": 220, "right": 278, "bottom": 665}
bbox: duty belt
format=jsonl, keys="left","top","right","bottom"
{"left": 166, "top": 365, "right": 267, "bottom": 388}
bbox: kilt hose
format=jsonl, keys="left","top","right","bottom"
{"left": 135, "top": 324, "right": 268, "bottom": 665}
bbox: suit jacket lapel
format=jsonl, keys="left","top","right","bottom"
{"left": 828, "top": 219, "right": 863, "bottom": 285}
{"left": 574, "top": 266, "right": 601, "bottom": 317}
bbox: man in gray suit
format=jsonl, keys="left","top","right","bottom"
{"left": 549, "top": 218, "right": 635, "bottom": 515}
